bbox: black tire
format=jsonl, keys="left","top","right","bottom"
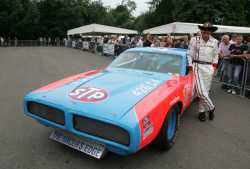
{"left": 154, "top": 105, "right": 180, "bottom": 151}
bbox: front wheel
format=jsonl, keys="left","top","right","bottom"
{"left": 154, "top": 105, "right": 179, "bottom": 150}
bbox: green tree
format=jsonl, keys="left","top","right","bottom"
{"left": 37, "top": 0, "right": 92, "bottom": 38}
{"left": 15, "top": 0, "right": 40, "bottom": 39}
{"left": 86, "top": 0, "right": 108, "bottom": 24}
{"left": 106, "top": 3, "right": 136, "bottom": 29}
{"left": 0, "top": 0, "right": 139, "bottom": 39}
{"left": 0, "top": 0, "right": 40, "bottom": 39}
{"left": 142, "top": 0, "right": 250, "bottom": 28}
{"left": 122, "top": 0, "right": 136, "bottom": 13}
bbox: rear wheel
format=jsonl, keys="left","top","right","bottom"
{"left": 155, "top": 105, "right": 180, "bottom": 150}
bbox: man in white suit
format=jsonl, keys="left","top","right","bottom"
{"left": 188, "top": 22, "right": 219, "bottom": 121}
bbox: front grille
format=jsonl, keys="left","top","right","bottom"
{"left": 27, "top": 101, "right": 65, "bottom": 125}
{"left": 73, "top": 115, "right": 130, "bottom": 146}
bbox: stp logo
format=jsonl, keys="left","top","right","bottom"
{"left": 69, "top": 86, "right": 108, "bottom": 102}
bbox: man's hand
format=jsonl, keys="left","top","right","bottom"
{"left": 212, "top": 64, "right": 218, "bottom": 77}
{"left": 223, "top": 55, "right": 231, "bottom": 59}
{"left": 188, "top": 66, "right": 193, "bottom": 71}
{"left": 230, "top": 54, "right": 239, "bottom": 58}
{"left": 242, "top": 54, "right": 250, "bottom": 60}
{"left": 230, "top": 54, "right": 246, "bottom": 60}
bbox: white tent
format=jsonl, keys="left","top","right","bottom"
{"left": 143, "top": 22, "right": 250, "bottom": 34}
{"left": 67, "top": 23, "right": 138, "bottom": 35}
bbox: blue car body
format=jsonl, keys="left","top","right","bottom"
{"left": 23, "top": 47, "right": 188, "bottom": 155}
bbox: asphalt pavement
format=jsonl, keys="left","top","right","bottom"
{"left": 0, "top": 47, "right": 249, "bottom": 169}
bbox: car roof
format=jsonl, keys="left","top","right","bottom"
{"left": 126, "top": 47, "right": 187, "bottom": 57}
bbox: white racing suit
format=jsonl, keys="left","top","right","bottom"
{"left": 188, "top": 36, "right": 219, "bottom": 112}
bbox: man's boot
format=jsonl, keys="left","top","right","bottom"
{"left": 209, "top": 108, "right": 215, "bottom": 120}
{"left": 198, "top": 112, "right": 207, "bottom": 122}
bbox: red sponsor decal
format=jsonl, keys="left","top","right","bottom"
{"left": 69, "top": 86, "right": 108, "bottom": 102}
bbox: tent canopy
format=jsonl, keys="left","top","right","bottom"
{"left": 67, "top": 23, "right": 138, "bottom": 35}
{"left": 143, "top": 22, "right": 250, "bottom": 34}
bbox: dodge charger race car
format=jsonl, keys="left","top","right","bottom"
{"left": 23, "top": 47, "right": 194, "bottom": 159}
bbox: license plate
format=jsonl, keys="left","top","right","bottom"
{"left": 49, "top": 130, "right": 106, "bottom": 159}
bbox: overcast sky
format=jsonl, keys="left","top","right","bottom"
{"left": 100, "top": 0, "right": 150, "bottom": 16}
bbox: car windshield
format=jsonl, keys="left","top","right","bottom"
{"left": 109, "top": 51, "right": 182, "bottom": 74}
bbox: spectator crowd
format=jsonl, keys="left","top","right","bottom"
{"left": 63, "top": 33, "right": 250, "bottom": 97}
{"left": 1, "top": 33, "right": 250, "bottom": 97}
{"left": 63, "top": 34, "right": 190, "bottom": 57}
{"left": 66, "top": 34, "right": 189, "bottom": 49}
{"left": 217, "top": 34, "right": 250, "bottom": 96}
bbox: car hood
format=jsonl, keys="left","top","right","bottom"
{"left": 26, "top": 68, "right": 172, "bottom": 121}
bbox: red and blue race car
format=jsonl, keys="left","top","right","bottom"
{"left": 23, "top": 47, "right": 194, "bottom": 159}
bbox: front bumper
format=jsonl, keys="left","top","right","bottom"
{"left": 23, "top": 97, "right": 141, "bottom": 155}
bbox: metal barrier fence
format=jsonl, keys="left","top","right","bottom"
{"left": 243, "top": 60, "right": 250, "bottom": 98}
{"left": 69, "top": 41, "right": 131, "bottom": 58}
{"left": 0, "top": 40, "right": 65, "bottom": 47}
{"left": 216, "top": 57, "right": 250, "bottom": 98}
{"left": 0, "top": 39, "right": 131, "bottom": 57}
{"left": 0, "top": 40, "right": 131, "bottom": 56}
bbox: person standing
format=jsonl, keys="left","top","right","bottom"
{"left": 143, "top": 33, "right": 153, "bottom": 47}
{"left": 136, "top": 37, "right": 143, "bottom": 47}
{"left": 0, "top": 37, "right": 3, "bottom": 47}
{"left": 227, "top": 35, "right": 248, "bottom": 94}
{"left": 151, "top": 36, "right": 161, "bottom": 47}
{"left": 218, "top": 35, "right": 231, "bottom": 83}
{"left": 247, "top": 36, "right": 250, "bottom": 51}
{"left": 229, "top": 34, "right": 237, "bottom": 44}
{"left": 188, "top": 22, "right": 219, "bottom": 121}
{"left": 164, "top": 36, "right": 173, "bottom": 48}
{"left": 14, "top": 37, "right": 18, "bottom": 47}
